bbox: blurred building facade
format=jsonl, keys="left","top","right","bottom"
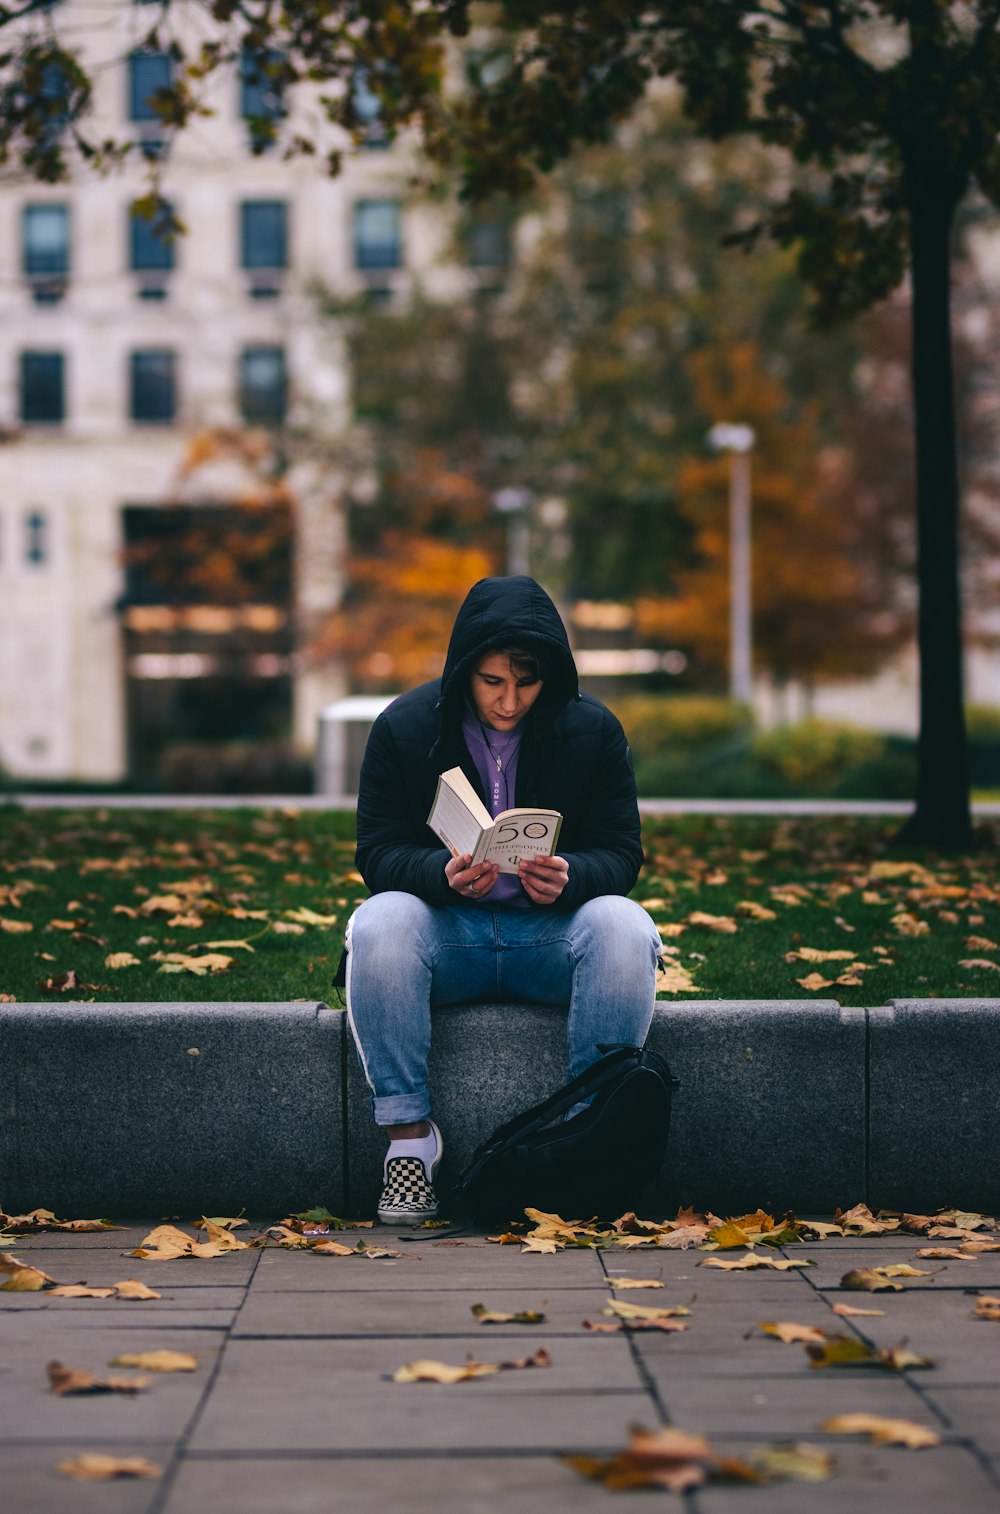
{"left": 0, "top": 1, "right": 484, "bottom": 787}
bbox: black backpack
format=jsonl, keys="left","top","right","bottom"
{"left": 453, "top": 1044, "right": 678, "bottom": 1223}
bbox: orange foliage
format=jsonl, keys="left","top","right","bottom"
{"left": 314, "top": 532, "right": 496, "bottom": 689}
{"left": 635, "top": 344, "right": 908, "bottom": 684}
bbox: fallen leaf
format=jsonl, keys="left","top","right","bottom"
{"left": 112, "top": 1280, "right": 161, "bottom": 1300}
{"left": 756, "top": 1321, "right": 830, "bottom": 1344}
{"left": 563, "top": 1426, "right": 715, "bottom": 1492}
{"left": 104, "top": 952, "right": 142, "bottom": 969}
{"left": 393, "top": 1348, "right": 550, "bottom": 1384}
{"left": 47, "top": 1362, "right": 151, "bottom": 1395}
{"left": 806, "top": 1337, "right": 934, "bottom": 1370}
{"left": 0, "top": 918, "right": 33, "bottom": 933}
{"left": 656, "top": 961, "right": 698, "bottom": 993}
{"left": 283, "top": 907, "right": 339, "bottom": 926}
{"left": 797, "top": 973, "right": 836, "bottom": 990}
{"left": 748, "top": 1443, "right": 834, "bottom": 1481}
{"left": 735, "top": 900, "right": 777, "bottom": 920}
{"left": 831, "top": 1303, "right": 885, "bottom": 1317}
{"left": 311, "top": 1240, "right": 356, "bottom": 1256}
{"left": 974, "top": 1295, "right": 1000, "bottom": 1321}
{"left": 271, "top": 920, "right": 306, "bottom": 935}
{"left": 607, "top": 1277, "right": 664, "bottom": 1290}
{"left": 0, "top": 1255, "right": 55, "bottom": 1291}
{"left": 916, "top": 1247, "right": 977, "bottom": 1260}
{"left": 700, "top": 1255, "right": 812, "bottom": 1271}
{"left": 707, "top": 1220, "right": 752, "bottom": 1249}
{"left": 686, "top": 911, "right": 738, "bottom": 933}
{"left": 875, "top": 1264, "right": 935, "bottom": 1278}
{"left": 834, "top": 1203, "right": 901, "bottom": 1236}
{"left": 56, "top": 1454, "right": 162, "bottom": 1481}
{"left": 840, "top": 1269, "right": 904, "bottom": 1292}
{"left": 820, "top": 1412, "right": 941, "bottom": 1449}
{"left": 892, "top": 912, "right": 930, "bottom": 935}
{"left": 965, "top": 936, "right": 999, "bottom": 952}
{"left": 604, "top": 1299, "right": 691, "bottom": 1322}
{"left": 471, "top": 1303, "right": 546, "bottom": 1325}
{"left": 49, "top": 1285, "right": 116, "bottom": 1299}
{"left": 109, "top": 1350, "right": 197, "bottom": 1372}
{"left": 521, "top": 1236, "right": 560, "bottom": 1254}
{"left": 154, "top": 952, "right": 234, "bottom": 975}
{"left": 785, "top": 947, "right": 857, "bottom": 963}
{"left": 958, "top": 958, "right": 1000, "bottom": 972}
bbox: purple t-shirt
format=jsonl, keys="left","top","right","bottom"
{"left": 461, "top": 709, "right": 529, "bottom": 906}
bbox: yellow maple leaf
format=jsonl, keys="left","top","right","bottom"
{"left": 686, "top": 911, "right": 738, "bottom": 933}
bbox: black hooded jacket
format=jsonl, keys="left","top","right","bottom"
{"left": 354, "top": 577, "right": 643, "bottom": 911}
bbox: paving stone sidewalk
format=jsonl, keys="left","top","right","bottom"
{"left": 3, "top": 1221, "right": 999, "bottom": 1512}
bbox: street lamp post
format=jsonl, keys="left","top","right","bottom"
{"left": 492, "top": 486, "right": 533, "bottom": 576}
{"left": 707, "top": 422, "right": 756, "bottom": 706}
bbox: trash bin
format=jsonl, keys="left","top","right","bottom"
{"left": 315, "top": 695, "right": 396, "bottom": 797}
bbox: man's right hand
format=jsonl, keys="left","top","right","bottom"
{"left": 445, "top": 854, "right": 499, "bottom": 900}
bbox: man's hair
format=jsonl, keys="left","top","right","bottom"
{"left": 485, "top": 644, "right": 544, "bottom": 682}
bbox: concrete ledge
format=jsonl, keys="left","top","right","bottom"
{"left": 4, "top": 998, "right": 1000, "bottom": 1216}
{"left": 869, "top": 999, "right": 1000, "bottom": 1213}
{"left": 0, "top": 1002, "right": 343, "bottom": 1215}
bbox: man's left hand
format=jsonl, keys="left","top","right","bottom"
{"left": 518, "top": 854, "right": 569, "bottom": 905}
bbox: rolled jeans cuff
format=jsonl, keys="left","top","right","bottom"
{"left": 373, "top": 1091, "right": 432, "bottom": 1127}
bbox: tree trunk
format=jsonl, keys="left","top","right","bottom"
{"left": 895, "top": 181, "right": 973, "bottom": 849}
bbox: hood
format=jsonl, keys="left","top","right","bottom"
{"left": 439, "top": 576, "right": 579, "bottom": 727}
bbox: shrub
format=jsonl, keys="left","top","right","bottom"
{"left": 750, "top": 720, "right": 886, "bottom": 793}
{"left": 612, "top": 696, "right": 752, "bottom": 761}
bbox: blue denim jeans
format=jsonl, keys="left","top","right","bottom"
{"left": 345, "top": 892, "right": 661, "bottom": 1125}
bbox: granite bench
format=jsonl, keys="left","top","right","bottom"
{"left": 3, "top": 998, "right": 999, "bottom": 1218}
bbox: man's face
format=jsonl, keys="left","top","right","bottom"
{"left": 470, "top": 652, "right": 543, "bottom": 731}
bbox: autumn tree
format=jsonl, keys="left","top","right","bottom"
{"left": 634, "top": 342, "right": 912, "bottom": 691}
{"left": 10, "top": 3, "right": 1000, "bottom": 842}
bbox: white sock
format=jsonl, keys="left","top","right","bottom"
{"left": 385, "top": 1128, "right": 438, "bottom": 1177}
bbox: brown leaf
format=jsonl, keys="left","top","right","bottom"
{"left": 785, "top": 947, "right": 857, "bottom": 963}
{"left": 916, "top": 1247, "right": 976, "bottom": 1260}
{"left": 796, "top": 972, "right": 836, "bottom": 990}
{"left": 563, "top": 1426, "right": 714, "bottom": 1492}
{"left": 607, "top": 1277, "right": 664, "bottom": 1290}
{"left": 686, "top": 911, "right": 738, "bottom": 933}
{"left": 974, "top": 1294, "right": 1000, "bottom": 1321}
{"left": 831, "top": 1302, "right": 885, "bottom": 1317}
{"left": 820, "top": 1412, "right": 941, "bottom": 1449}
{"left": 47, "top": 1361, "right": 151, "bottom": 1395}
{"left": 109, "top": 1350, "right": 197, "bottom": 1372}
{"left": 310, "top": 1240, "right": 357, "bottom": 1256}
{"left": 748, "top": 1443, "right": 834, "bottom": 1481}
{"left": 834, "top": 1203, "right": 901, "bottom": 1236}
{"left": 56, "top": 1454, "right": 162, "bottom": 1481}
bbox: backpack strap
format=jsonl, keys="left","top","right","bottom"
{"left": 467, "top": 1045, "right": 641, "bottom": 1158}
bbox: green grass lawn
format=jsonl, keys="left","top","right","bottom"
{"left": 1, "top": 806, "right": 998, "bottom": 1005}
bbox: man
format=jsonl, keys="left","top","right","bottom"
{"left": 345, "top": 575, "right": 661, "bottom": 1223}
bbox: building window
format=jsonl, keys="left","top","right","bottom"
{"left": 26, "top": 511, "right": 48, "bottom": 567}
{"left": 240, "top": 46, "right": 287, "bottom": 151}
{"left": 130, "top": 200, "right": 176, "bottom": 273}
{"left": 350, "top": 68, "right": 389, "bottom": 148}
{"left": 23, "top": 204, "right": 70, "bottom": 298}
{"left": 19, "top": 352, "right": 65, "bottom": 425}
{"left": 240, "top": 200, "right": 287, "bottom": 271}
{"left": 239, "top": 346, "right": 288, "bottom": 425}
{"left": 353, "top": 199, "right": 402, "bottom": 271}
{"left": 466, "top": 215, "right": 511, "bottom": 270}
{"left": 130, "top": 350, "right": 176, "bottom": 424}
{"left": 128, "top": 50, "right": 172, "bottom": 121}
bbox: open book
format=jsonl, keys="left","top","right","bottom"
{"left": 427, "top": 766, "right": 563, "bottom": 874}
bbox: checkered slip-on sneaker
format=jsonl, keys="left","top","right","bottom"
{"left": 377, "top": 1119, "right": 444, "bottom": 1225}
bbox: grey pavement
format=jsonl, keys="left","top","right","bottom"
{"left": 3, "top": 1220, "right": 1000, "bottom": 1511}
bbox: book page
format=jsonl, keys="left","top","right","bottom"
{"left": 427, "top": 769, "right": 491, "bottom": 857}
